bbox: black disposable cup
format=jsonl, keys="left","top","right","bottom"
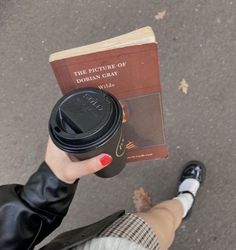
{"left": 49, "top": 87, "right": 126, "bottom": 178}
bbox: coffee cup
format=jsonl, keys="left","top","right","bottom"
{"left": 49, "top": 87, "right": 126, "bottom": 178}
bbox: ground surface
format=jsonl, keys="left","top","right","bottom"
{"left": 0, "top": 1, "right": 236, "bottom": 249}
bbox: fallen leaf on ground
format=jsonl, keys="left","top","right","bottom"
{"left": 179, "top": 78, "right": 189, "bottom": 94}
{"left": 155, "top": 10, "right": 167, "bottom": 21}
{"left": 133, "top": 187, "right": 152, "bottom": 212}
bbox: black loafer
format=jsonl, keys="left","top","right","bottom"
{"left": 179, "top": 160, "right": 206, "bottom": 184}
{"left": 177, "top": 161, "right": 206, "bottom": 219}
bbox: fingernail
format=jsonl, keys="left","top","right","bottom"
{"left": 100, "top": 155, "right": 113, "bottom": 166}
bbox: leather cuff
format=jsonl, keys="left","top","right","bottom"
{"left": 20, "top": 162, "right": 79, "bottom": 217}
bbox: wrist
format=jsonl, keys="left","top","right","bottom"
{"left": 45, "top": 159, "right": 77, "bottom": 184}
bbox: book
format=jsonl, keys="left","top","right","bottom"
{"left": 49, "top": 26, "right": 168, "bottom": 162}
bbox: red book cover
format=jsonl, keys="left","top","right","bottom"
{"left": 50, "top": 39, "right": 168, "bottom": 162}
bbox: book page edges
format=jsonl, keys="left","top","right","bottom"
{"left": 49, "top": 26, "right": 156, "bottom": 62}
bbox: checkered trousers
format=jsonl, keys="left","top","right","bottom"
{"left": 99, "top": 213, "right": 160, "bottom": 250}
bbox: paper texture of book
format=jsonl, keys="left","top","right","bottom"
{"left": 49, "top": 27, "right": 168, "bottom": 162}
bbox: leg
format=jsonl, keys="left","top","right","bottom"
{"left": 137, "top": 161, "right": 206, "bottom": 250}
{"left": 137, "top": 199, "right": 184, "bottom": 250}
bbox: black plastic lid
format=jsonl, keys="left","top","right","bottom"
{"left": 49, "top": 88, "right": 122, "bottom": 153}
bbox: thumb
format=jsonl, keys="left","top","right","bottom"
{"left": 70, "top": 154, "right": 113, "bottom": 178}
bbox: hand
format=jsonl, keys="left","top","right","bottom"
{"left": 45, "top": 138, "right": 112, "bottom": 184}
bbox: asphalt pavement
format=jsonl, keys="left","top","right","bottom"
{"left": 0, "top": 0, "right": 236, "bottom": 249}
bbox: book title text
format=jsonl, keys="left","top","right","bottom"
{"left": 73, "top": 61, "right": 127, "bottom": 84}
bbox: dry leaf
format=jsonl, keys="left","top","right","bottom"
{"left": 155, "top": 10, "right": 167, "bottom": 21}
{"left": 179, "top": 78, "right": 189, "bottom": 94}
{"left": 133, "top": 187, "right": 152, "bottom": 212}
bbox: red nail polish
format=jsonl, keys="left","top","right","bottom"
{"left": 100, "top": 155, "right": 113, "bottom": 166}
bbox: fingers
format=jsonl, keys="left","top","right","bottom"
{"left": 68, "top": 154, "right": 113, "bottom": 179}
{"left": 46, "top": 136, "right": 113, "bottom": 183}
{"left": 45, "top": 137, "right": 71, "bottom": 166}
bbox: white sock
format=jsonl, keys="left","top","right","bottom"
{"left": 178, "top": 178, "right": 200, "bottom": 196}
{"left": 175, "top": 178, "right": 200, "bottom": 218}
{"left": 174, "top": 193, "right": 194, "bottom": 218}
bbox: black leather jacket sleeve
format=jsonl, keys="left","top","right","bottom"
{"left": 0, "top": 162, "right": 78, "bottom": 250}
